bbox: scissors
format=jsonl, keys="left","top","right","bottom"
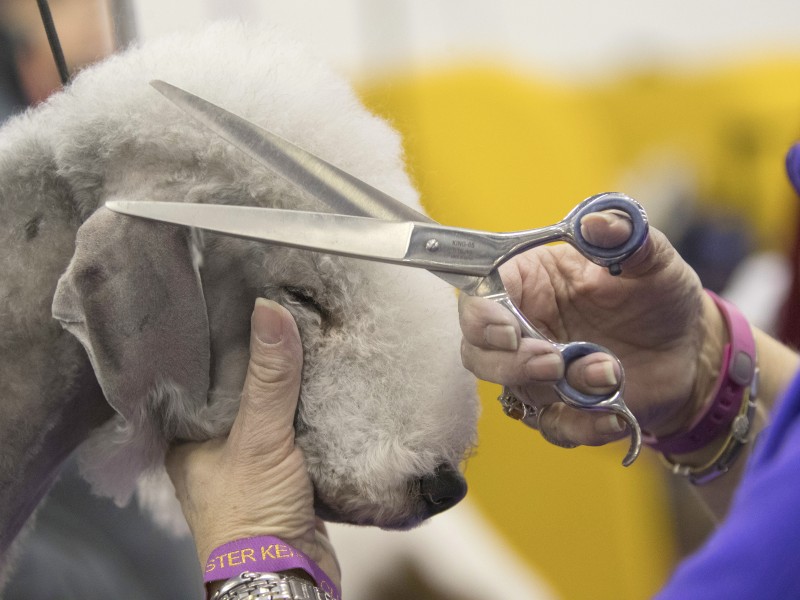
{"left": 106, "top": 81, "right": 649, "bottom": 466}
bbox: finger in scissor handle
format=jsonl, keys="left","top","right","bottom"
{"left": 556, "top": 341, "right": 624, "bottom": 407}
{"left": 569, "top": 193, "right": 649, "bottom": 273}
{"left": 459, "top": 294, "right": 567, "bottom": 385}
{"left": 579, "top": 210, "right": 633, "bottom": 248}
{"left": 565, "top": 351, "right": 621, "bottom": 396}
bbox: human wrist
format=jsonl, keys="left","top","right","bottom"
{"left": 206, "top": 571, "right": 322, "bottom": 599}
{"left": 194, "top": 523, "right": 340, "bottom": 590}
{"left": 647, "top": 290, "right": 727, "bottom": 440}
{"left": 204, "top": 535, "right": 340, "bottom": 600}
{"left": 664, "top": 392, "right": 758, "bottom": 474}
{"left": 685, "top": 290, "right": 730, "bottom": 432}
{"left": 209, "top": 572, "right": 336, "bottom": 600}
{"left": 186, "top": 445, "right": 321, "bottom": 564}
{"left": 646, "top": 291, "right": 759, "bottom": 483}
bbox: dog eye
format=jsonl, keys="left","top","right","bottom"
{"left": 283, "top": 286, "right": 327, "bottom": 316}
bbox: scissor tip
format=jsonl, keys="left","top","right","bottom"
{"left": 104, "top": 199, "right": 134, "bottom": 214}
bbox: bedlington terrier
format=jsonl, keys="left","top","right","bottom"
{"left": 0, "top": 23, "right": 478, "bottom": 578}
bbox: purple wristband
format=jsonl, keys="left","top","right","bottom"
{"left": 204, "top": 536, "right": 340, "bottom": 600}
{"left": 645, "top": 290, "right": 756, "bottom": 455}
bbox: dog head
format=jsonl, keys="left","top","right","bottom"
{"left": 33, "top": 23, "right": 479, "bottom": 529}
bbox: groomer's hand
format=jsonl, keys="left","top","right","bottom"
{"left": 166, "top": 299, "right": 339, "bottom": 590}
{"left": 459, "top": 212, "right": 726, "bottom": 449}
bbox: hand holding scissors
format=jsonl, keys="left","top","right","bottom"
{"left": 107, "top": 81, "right": 649, "bottom": 465}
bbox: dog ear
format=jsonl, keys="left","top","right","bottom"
{"left": 52, "top": 206, "right": 211, "bottom": 432}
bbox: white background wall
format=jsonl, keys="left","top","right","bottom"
{"left": 130, "top": 0, "right": 800, "bottom": 79}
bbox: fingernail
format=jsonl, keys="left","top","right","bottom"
{"left": 253, "top": 298, "right": 284, "bottom": 344}
{"left": 485, "top": 324, "right": 518, "bottom": 351}
{"left": 595, "top": 414, "right": 626, "bottom": 435}
{"left": 525, "top": 353, "right": 564, "bottom": 381}
{"left": 584, "top": 361, "right": 618, "bottom": 388}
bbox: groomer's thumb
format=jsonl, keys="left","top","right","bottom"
{"left": 229, "top": 298, "right": 304, "bottom": 452}
{"left": 580, "top": 209, "right": 672, "bottom": 277}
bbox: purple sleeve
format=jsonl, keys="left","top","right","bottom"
{"left": 655, "top": 368, "right": 800, "bottom": 599}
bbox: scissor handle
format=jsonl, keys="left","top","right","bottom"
{"left": 555, "top": 341, "right": 641, "bottom": 466}
{"left": 489, "top": 287, "right": 642, "bottom": 465}
{"left": 555, "top": 341, "right": 621, "bottom": 407}
{"left": 565, "top": 193, "right": 649, "bottom": 275}
{"left": 493, "top": 293, "right": 622, "bottom": 405}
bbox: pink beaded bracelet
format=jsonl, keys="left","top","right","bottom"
{"left": 645, "top": 290, "right": 756, "bottom": 455}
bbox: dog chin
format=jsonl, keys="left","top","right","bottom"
{"left": 312, "top": 494, "right": 425, "bottom": 530}
{"left": 313, "top": 468, "right": 468, "bottom": 530}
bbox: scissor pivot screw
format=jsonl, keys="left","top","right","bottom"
{"left": 426, "top": 239, "right": 440, "bottom": 252}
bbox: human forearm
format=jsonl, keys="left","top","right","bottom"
{"left": 751, "top": 328, "right": 800, "bottom": 414}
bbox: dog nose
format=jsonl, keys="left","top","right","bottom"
{"left": 419, "top": 464, "right": 467, "bottom": 516}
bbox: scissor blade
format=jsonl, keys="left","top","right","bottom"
{"left": 107, "top": 200, "right": 419, "bottom": 263}
{"left": 151, "top": 80, "right": 480, "bottom": 289}
{"left": 151, "top": 80, "right": 427, "bottom": 223}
